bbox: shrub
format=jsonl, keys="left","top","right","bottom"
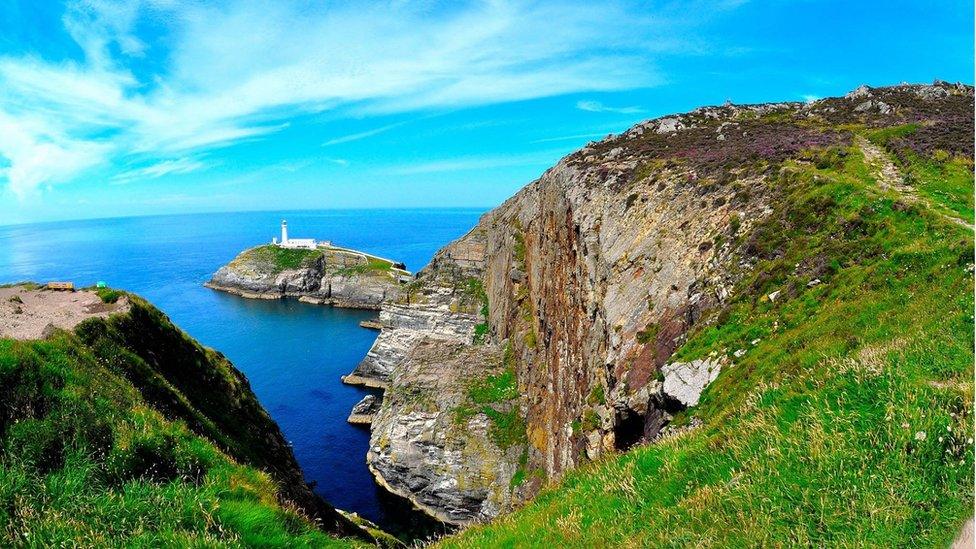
{"left": 95, "top": 288, "right": 123, "bottom": 304}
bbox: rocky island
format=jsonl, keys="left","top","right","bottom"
{"left": 206, "top": 220, "right": 411, "bottom": 309}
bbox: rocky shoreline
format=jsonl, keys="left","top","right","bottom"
{"left": 334, "top": 229, "right": 531, "bottom": 525}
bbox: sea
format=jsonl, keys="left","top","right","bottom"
{"left": 0, "top": 208, "right": 485, "bottom": 532}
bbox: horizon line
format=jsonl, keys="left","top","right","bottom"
{"left": 0, "top": 205, "right": 495, "bottom": 230}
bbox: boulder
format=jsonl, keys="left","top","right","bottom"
{"left": 661, "top": 358, "right": 723, "bottom": 407}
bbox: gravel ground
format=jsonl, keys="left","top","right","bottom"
{"left": 0, "top": 285, "right": 129, "bottom": 340}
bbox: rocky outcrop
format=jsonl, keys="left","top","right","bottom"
{"left": 0, "top": 285, "right": 130, "bottom": 340}
{"left": 661, "top": 358, "right": 723, "bottom": 407}
{"left": 351, "top": 83, "right": 975, "bottom": 525}
{"left": 207, "top": 244, "right": 408, "bottom": 310}
{"left": 359, "top": 319, "right": 385, "bottom": 330}
{"left": 343, "top": 228, "right": 517, "bottom": 524}
{"left": 342, "top": 301, "right": 479, "bottom": 388}
{"left": 367, "top": 339, "right": 522, "bottom": 524}
{"left": 347, "top": 394, "right": 382, "bottom": 425}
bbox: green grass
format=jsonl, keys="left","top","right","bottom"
{"left": 242, "top": 245, "right": 399, "bottom": 278}
{"left": 481, "top": 407, "right": 528, "bottom": 451}
{"left": 336, "top": 258, "right": 394, "bottom": 276}
{"left": 586, "top": 384, "right": 605, "bottom": 406}
{"left": 635, "top": 323, "right": 658, "bottom": 344}
{"left": 95, "top": 288, "right": 123, "bottom": 304}
{"left": 472, "top": 322, "right": 489, "bottom": 345}
{"left": 464, "top": 278, "right": 491, "bottom": 343}
{"left": 469, "top": 368, "right": 519, "bottom": 404}
{"left": 464, "top": 278, "right": 489, "bottom": 316}
{"left": 440, "top": 139, "right": 973, "bottom": 547}
{"left": 249, "top": 245, "right": 324, "bottom": 271}
{"left": 0, "top": 298, "right": 365, "bottom": 547}
{"left": 903, "top": 154, "right": 974, "bottom": 221}
{"left": 0, "top": 281, "right": 42, "bottom": 290}
{"left": 511, "top": 229, "right": 528, "bottom": 273}
{"left": 452, "top": 346, "right": 526, "bottom": 450}
{"left": 865, "top": 122, "right": 919, "bottom": 147}
{"left": 865, "top": 123, "right": 974, "bottom": 222}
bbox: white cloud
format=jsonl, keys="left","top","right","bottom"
{"left": 801, "top": 94, "right": 821, "bottom": 104}
{"left": 323, "top": 122, "right": 407, "bottom": 146}
{"left": 0, "top": 109, "right": 111, "bottom": 197}
{"left": 112, "top": 157, "right": 210, "bottom": 184}
{"left": 575, "top": 100, "right": 645, "bottom": 114}
{"left": 0, "top": 0, "right": 736, "bottom": 196}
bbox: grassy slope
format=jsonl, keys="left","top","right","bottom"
{"left": 246, "top": 245, "right": 325, "bottom": 271}
{"left": 242, "top": 245, "right": 394, "bottom": 277}
{"left": 442, "top": 136, "right": 974, "bottom": 546}
{"left": 0, "top": 299, "right": 363, "bottom": 547}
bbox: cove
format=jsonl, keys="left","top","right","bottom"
{"left": 0, "top": 208, "right": 484, "bottom": 532}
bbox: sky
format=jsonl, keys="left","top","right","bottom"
{"left": 0, "top": 1, "right": 972, "bottom": 226}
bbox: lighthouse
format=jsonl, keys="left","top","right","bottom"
{"left": 273, "top": 220, "right": 318, "bottom": 250}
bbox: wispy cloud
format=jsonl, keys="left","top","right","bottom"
{"left": 0, "top": 0, "right": 739, "bottom": 197}
{"left": 575, "top": 100, "right": 645, "bottom": 114}
{"left": 801, "top": 94, "right": 821, "bottom": 103}
{"left": 112, "top": 157, "right": 210, "bottom": 184}
{"left": 323, "top": 122, "right": 406, "bottom": 146}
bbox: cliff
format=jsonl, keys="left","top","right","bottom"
{"left": 0, "top": 284, "right": 370, "bottom": 546}
{"left": 351, "top": 81, "right": 975, "bottom": 540}
{"left": 207, "top": 244, "right": 409, "bottom": 309}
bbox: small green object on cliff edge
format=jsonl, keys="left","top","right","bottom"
{"left": 96, "top": 281, "right": 107, "bottom": 288}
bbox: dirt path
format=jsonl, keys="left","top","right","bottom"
{"left": 857, "top": 137, "right": 974, "bottom": 231}
{"left": 857, "top": 140, "right": 974, "bottom": 545}
{"left": 0, "top": 285, "right": 129, "bottom": 340}
{"left": 952, "top": 517, "right": 974, "bottom": 549}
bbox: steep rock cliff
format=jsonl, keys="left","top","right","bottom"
{"left": 354, "top": 82, "right": 974, "bottom": 524}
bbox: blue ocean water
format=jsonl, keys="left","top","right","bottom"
{"left": 0, "top": 208, "right": 484, "bottom": 529}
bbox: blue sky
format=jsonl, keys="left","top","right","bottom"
{"left": 0, "top": 0, "right": 972, "bottom": 225}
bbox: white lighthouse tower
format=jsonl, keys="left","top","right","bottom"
{"left": 273, "top": 219, "right": 318, "bottom": 249}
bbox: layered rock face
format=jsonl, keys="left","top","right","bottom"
{"left": 351, "top": 83, "right": 975, "bottom": 524}
{"left": 367, "top": 340, "right": 522, "bottom": 524}
{"left": 342, "top": 301, "right": 479, "bottom": 387}
{"left": 207, "top": 245, "right": 406, "bottom": 309}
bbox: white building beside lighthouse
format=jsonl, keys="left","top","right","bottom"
{"left": 272, "top": 220, "right": 318, "bottom": 250}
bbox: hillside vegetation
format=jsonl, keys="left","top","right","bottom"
{"left": 0, "top": 295, "right": 366, "bottom": 547}
{"left": 239, "top": 245, "right": 397, "bottom": 276}
{"left": 442, "top": 120, "right": 973, "bottom": 546}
